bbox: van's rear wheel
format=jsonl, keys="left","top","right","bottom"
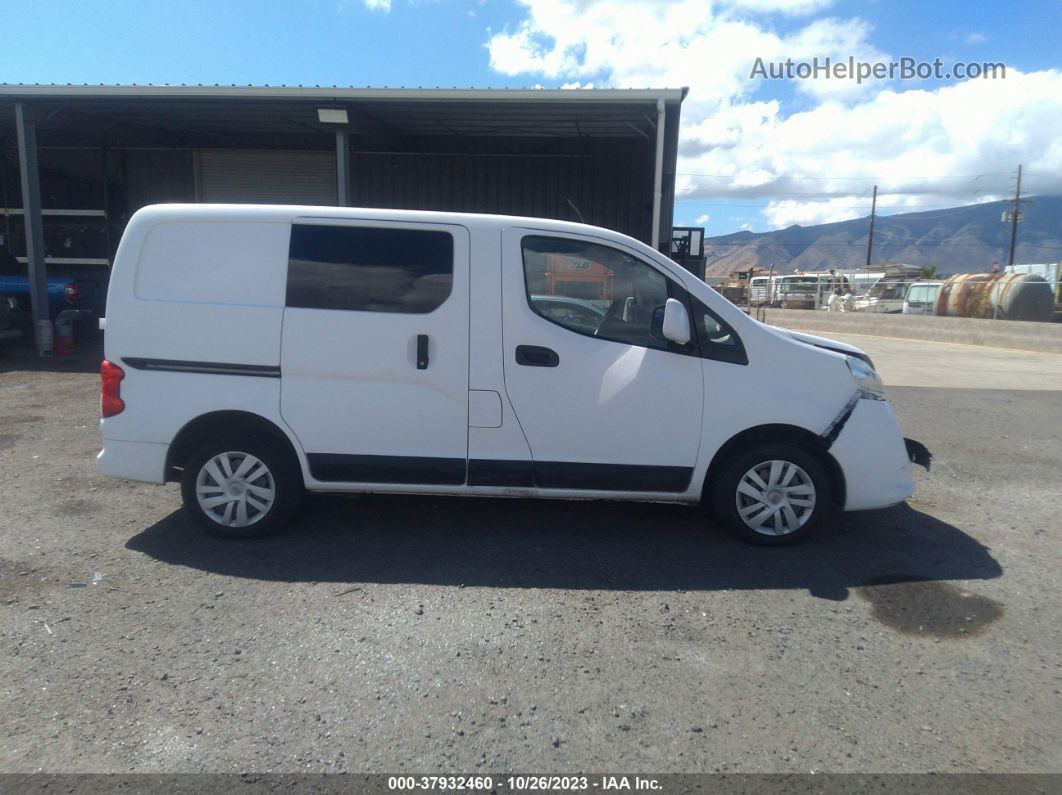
{"left": 181, "top": 435, "right": 301, "bottom": 539}
{"left": 710, "top": 444, "right": 832, "bottom": 545}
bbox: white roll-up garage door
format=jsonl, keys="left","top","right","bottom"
{"left": 196, "top": 150, "right": 337, "bottom": 205}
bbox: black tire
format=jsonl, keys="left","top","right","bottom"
{"left": 180, "top": 433, "right": 302, "bottom": 539}
{"left": 710, "top": 443, "right": 833, "bottom": 546}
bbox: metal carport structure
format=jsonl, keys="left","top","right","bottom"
{"left": 0, "top": 84, "right": 686, "bottom": 354}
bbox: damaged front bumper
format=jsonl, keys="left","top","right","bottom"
{"left": 827, "top": 397, "right": 924, "bottom": 511}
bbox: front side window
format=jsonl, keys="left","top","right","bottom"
{"left": 287, "top": 224, "right": 453, "bottom": 313}
{"left": 689, "top": 295, "right": 748, "bottom": 365}
{"left": 521, "top": 235, "right": 673, "bottom": 351}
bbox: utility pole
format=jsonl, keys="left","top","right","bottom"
{"left": 865, "top": 185, "right": 877, "bottom": 270}
{"left": 1007, "top": 164, "right": 1022, "bottom": 268}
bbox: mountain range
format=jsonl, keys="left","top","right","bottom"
{"left": 700, "top": 195, "right": 1062, "bottom": 277}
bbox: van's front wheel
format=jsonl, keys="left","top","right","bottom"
{"left": 180, "top": 435, "right": 301, "bottom": 539}
{"left": 710, "top": 444, "right": 832, "bottom": 545}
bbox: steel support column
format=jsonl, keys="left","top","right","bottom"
{"left": 650, "top": 98, "right": 666, "bottom": 251}
{"left": 14, "top": 102, "right": 50, "bottom": 354}
{"left": 336, "top": 129, "right": 350, "bottom": 206}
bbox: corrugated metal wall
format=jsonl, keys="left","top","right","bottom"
{"left": 347, "top": 144, "right": 655, "bottom": 243}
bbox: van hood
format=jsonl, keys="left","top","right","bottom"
{"left": 782, "top": 329, "right": 875, "bottom": 367}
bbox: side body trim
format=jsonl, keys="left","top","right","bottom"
{"left": 532, "top": 461, "right": 692, "bottom": 492}
{"left": 468, "top": 459, "right": 534, "bottom": 487}
{"left": 123, "top": 357, "right": 281, "bottom": 378}
{"left": 306, "top": 455, "right": 693, "bottom": 493}
{"left": 307, "top": 453, "right": 466, "bottom": 485}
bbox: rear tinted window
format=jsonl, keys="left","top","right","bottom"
{"left": 287, "top": 224, "right": 453, "bottom": 313}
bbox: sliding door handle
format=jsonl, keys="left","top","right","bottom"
{"left": 515, "top": 344, "right": 559, "bottom": 367}
{"left": 416, "top": 334, "right": 429, "bottom": 369}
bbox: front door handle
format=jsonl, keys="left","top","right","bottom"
{"left": 515, "top": 344, "right": 559, "bottom": 367}
{"left": 416, "top": 334, "right": 429, "bottom": 369}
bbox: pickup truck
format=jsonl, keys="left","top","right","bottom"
{"left": 0, "top": 273, "right": 81, "bottom": 317}
{"left": 0, "top": 247, "right": 81, "bottom": 320}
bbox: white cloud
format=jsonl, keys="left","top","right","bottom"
{"left": 488, "top": 2, "right": 884, "bottom": 103}
{"left": 695, "top": 213, "right": 711, "bottom": 224}
{"left": 490, "top": 1, "right": 728, "bottom": 81}
{"left": 762, "top": 197, "right": 864, "bottom": 227}
{"left": 362, "top": 0, "right": 391, "bottom": 11}
{"left": 486, "top": 0, "right": 1062, "bottom": 231}
{"left": 762, "top": 192, "right": 1006, "bottom": 228}
{"left": 965, "top": 32, "right": 988, "bottom": 44}
{"left": 775, "top": 17, "right": 889, "bottom": 99}
{"left": 722, "top": 0, "right": 835, "bottom": 16}
{"left": 679, "top": 71, "right": 1062, "bottom": 220}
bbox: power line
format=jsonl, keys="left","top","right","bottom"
{"left": 873, "top": 231, "right": 995, "bottom": 242}
{"left": 674, "top": 186, "right": 1062, "bottom": 198}
{"left": 672, "top": 189, "right": 1016, "bottom": 200}
{"left": 674, "top": 170, "right": 1015, "bottom": 180}
{"left": 671, "top": 189, "right": 1019, "bottom": 203}
{"left": 872, "top": 205, "right": 1005, "bottom": 219}
{"left": 669, "top": 197, "right": 989, "bottom": 209}
{"left": 700, "top": 241, "right": 1062, "bottom": 249}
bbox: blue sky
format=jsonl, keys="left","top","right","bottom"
{"left": 2, "top": 0, "right": 1060, "bottom": 235}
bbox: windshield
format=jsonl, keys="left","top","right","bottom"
{"left": 906, "top": 284, "right": 940, "bottom": 303}
{"left": 869, "top": 278, "right": 910, "bottom": 299}
{"left": 779, "top": 277, "right": 819, "bottom": 294}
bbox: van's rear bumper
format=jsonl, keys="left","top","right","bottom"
{"left": 830, "top": 399, "right": 915, "bottom": 511}
{"left": 97, "top": 439, "right": 167, "bottom": 484}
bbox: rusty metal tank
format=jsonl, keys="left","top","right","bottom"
{"left": 936, "top": 273, "right": 1055, "bottom": 322}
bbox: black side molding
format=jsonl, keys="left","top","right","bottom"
{"left": 904, "top": 438, "right": 932, "bottom": 470}
{"left": 122, "top": 357, "right": 280, "bottom": 378}
{"left": 307, "top": 453, "right": 466, "bottom": 485}
{"left": 306, "top": 455, "right": 690, "bottom": 492}
{"left": 533, "top": 461, "right": 692, "bottom": 492}
{"left": 468, "top": 459, "right": 534, "bottom": 487}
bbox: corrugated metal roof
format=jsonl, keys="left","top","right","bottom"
{"left": 0, "top": 84, "right": 687, "bottom": 103}
{"left": 0, "top": 85, "right": 684, "bottom": 143}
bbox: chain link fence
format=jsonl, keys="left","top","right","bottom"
{"left": 719, "top": 273, "right": 1061, "bottom": 324}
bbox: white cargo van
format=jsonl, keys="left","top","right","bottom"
{"left": 97, "top": 205, "right": 927, "bottom": 545}
{"left": 902, "top": 281, "right": 943, "bottom": 315}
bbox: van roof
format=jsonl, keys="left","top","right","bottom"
{"left": 130, "top": 202, "right": 654, "bottom": 251}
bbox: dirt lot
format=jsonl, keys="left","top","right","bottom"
{"left": 0, "top": 340, "right": 1060, "bottom": 774}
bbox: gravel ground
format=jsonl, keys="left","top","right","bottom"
{"left": 0, "top": 351, "right": 1059, "bottom": 774}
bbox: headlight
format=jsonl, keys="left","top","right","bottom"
{"left": 846, "top": 354, "right": 885, "bottom": 399}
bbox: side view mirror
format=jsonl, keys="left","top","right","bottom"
{"left": 654, "top": 298, "right": 691, "bottom": 345}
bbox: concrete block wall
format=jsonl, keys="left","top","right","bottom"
{"left": 758, "top": 309, "right": 1062, "bottom": 355}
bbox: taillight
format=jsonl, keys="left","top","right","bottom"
{"left": 100, "top": 360, "right": 125, "bottom": 418}
{"left": 64, "top": 282, "right": 79, "bottom": 304}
